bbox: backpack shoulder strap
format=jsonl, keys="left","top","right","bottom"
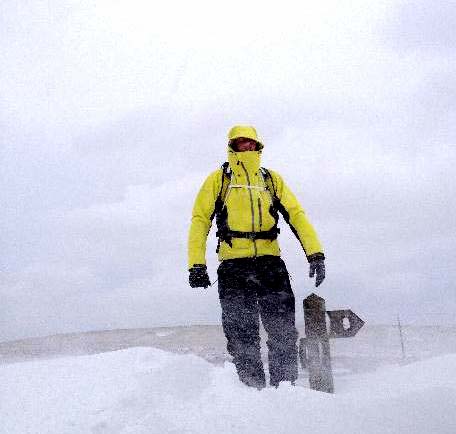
{"left": 211, "top": 162, "right": 231, "bottom": 221}
{"left": 220, "top": 162, "right": 231, "bottom": 203}
{"left": 221, "top": 161, "right": 231, "bottom": 177}
{"left": 260, "top": 167, "right": 277, "bottom": 199}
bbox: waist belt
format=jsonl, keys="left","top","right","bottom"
{"left": 216, "top": 227, "right": 280, "bottom": 248}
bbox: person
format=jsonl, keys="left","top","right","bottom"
{"left": 187, "top": 125, "right": 325, "bottom": 389}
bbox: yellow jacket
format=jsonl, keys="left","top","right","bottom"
{"left": 188, "top": 148, "right": 324, "bottom": 269}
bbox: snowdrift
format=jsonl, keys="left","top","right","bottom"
{"left": 1, "top": 346, "right": 455, "bottom": 433}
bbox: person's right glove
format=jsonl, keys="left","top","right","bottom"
{"left": 308, "top": 253, "right": 325, "bottom": 287}
{"left": 189, "top": 264, "right": 211, "bottom": 288}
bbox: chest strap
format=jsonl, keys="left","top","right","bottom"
{"left": 228, "top": 185, "right": 266, "bottom": 190}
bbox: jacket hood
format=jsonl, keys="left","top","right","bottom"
{"left": 227, "top": 125, "right": 264, "bottom": 151}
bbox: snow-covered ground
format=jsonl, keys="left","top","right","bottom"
{"left": 1, "top": 326, "right": 456, "bottom": 433}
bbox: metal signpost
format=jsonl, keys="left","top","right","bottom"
{"left": 299, "top": 293, "right": 365, "bottom": 393}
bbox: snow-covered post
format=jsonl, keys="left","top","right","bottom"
{"left": 299, "top": 293, "right": 365, "bottom": 392}
{"left": 397, "top": 314, "right": 406, "bottom": 360}
{"left": 301, "top": 293, "right": 334, "bottom": 393}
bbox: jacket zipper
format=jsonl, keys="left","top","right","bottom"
{"left": 239, "top": 161, "right": 258, "bottom": 257}
{"left": 258, "top": 197, "right": 262, "bottom": 230}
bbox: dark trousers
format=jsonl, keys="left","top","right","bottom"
{"left": 217, "top": 255, "right": 298, "bottom": 388}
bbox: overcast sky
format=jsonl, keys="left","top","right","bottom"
{"left": 1, "top": 0, "right": 455, "bottom": 341}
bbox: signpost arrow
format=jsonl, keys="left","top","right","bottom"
{"left": 327, "top": 309, "right": 365, "bottom": 338}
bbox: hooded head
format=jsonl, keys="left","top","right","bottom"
{"left": 227, "top": 125, "right": 264, "bottom": 151}
{"left": 227, "top": 125, "right": 263, "bottom": 175}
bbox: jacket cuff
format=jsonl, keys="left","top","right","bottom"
{"left": 307, "top": 252, "right": 325, "bottom": 263}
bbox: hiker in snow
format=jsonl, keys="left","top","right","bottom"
{"left": 187, "top": 125, "right": 325, "bottom": 389}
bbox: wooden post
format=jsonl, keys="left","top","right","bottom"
{"left": 303, "top": 293, "right": 334, "bottom": 393}
{"left": 397, "top": 314, "right": 406, "bottom": 360}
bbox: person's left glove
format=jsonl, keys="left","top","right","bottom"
{"left": 189, "top": 264, "right": 211, "bottom": 288}
{"left": 308, "top": 253, "right": 325, "bottom": 287}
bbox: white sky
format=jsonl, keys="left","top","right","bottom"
{"left": 1, "top": 0, "right": 455, "bottom": 341}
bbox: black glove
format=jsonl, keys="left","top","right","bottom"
{"left": 308, "top": 253, "right": 325, "bottom": 287}
{"left": 189, "top": 264, "right": 211, "bottom": 288}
